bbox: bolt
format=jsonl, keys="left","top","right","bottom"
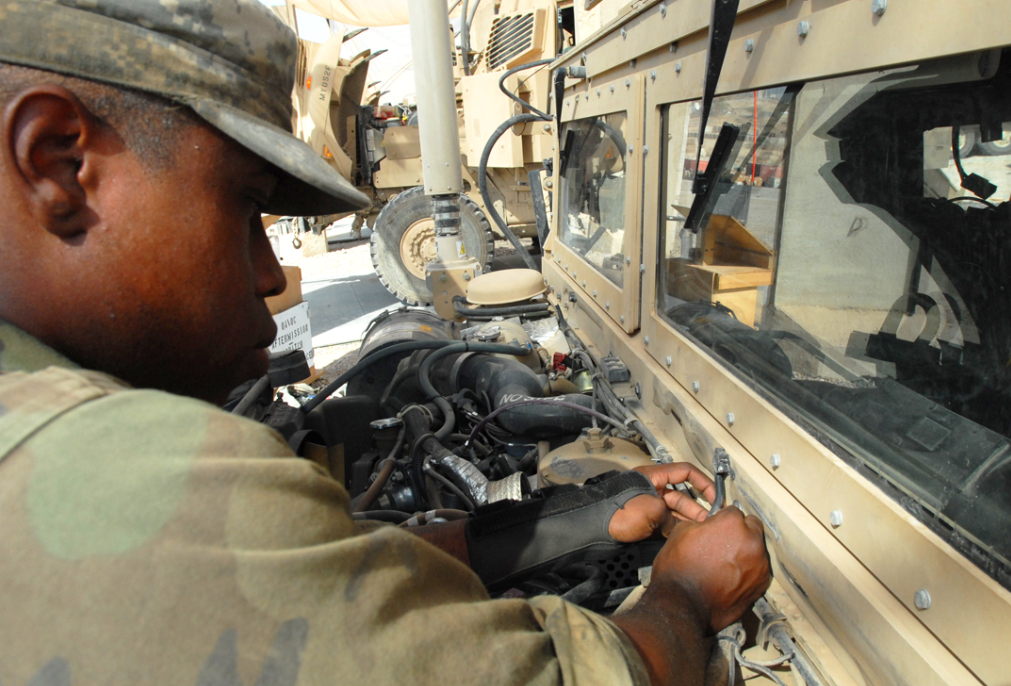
{"left": 770, "top": 453, "right": 781, "bottom": 469}
{"left": 797, "top": 20, "right": 810, "bottom": 37}
{"left": 625, "top": 78, "right": 631, "bottom": 87}
{"left": 620, "top": 315, "right": 625, "bottom": 323}
{"left": 644, "top": 336, "right": 650, "bottom": 345}
{"left": 629, "top": 59, "right": 636, "bottom": 68}
{"left": 565, "top": 99, "right": 570, "bottom": 106}
{"left": 627, "top": 144, "right": 633, "bottom": 155}
{"left": 610, "top": 84, "right": 615, "bottom": 93}
{"left": 582, "top": 280, "right": 586, "bottom": 287}
{"left": 585, "top": 94, "right": 589, "bottom": 101}
{"left": 635, "top": 382, "right": 641, "bottom": 398}
{"left": 581, "top": 51, "right": 587, "bottom": 63}
{"left": 650, "top": 69, "right": 657, "bottom": 81}
{"left": 596, "top": 88, "right": 601, "bottom": 97}
{"left": 639, "top": 263, "right": 646, "bottom": 273}
{"left": 439, "top": 274, "right": 447, "bottom": 282}
{"left": 670, "top": 41, "right": 678, "bottom": 53}
{"left": 445, "top": 162, "right": 450, "bottom": 167}
{"left": 593, "top": 289, "right": 597, "bottom": 297}
{"left": 463, "top": 272, "right": 471, "bottom": 281}
{"left": 871, "top": 0, "right": 887, "bottom": 16}
{"left": 675, "top": 61, "right": 682, "bottom": 74}
{"left": 573, "top": 271, "right": 577, "bottom": 278}
{"left": 745, "top": 38, "right": 754, "bottom": 53}
{"left": 621, "top": 27, "right": 627, "bottom": 39}
{"left": 543, "top": 123, "right": 551, "bottom": 132}
{"left": 914, "top": 589, "right": 931, "bottom": 610}
{"left": 691, "top": 381, "right": 700, "bottom": 393}
{"left": 726, "top": 412, "right": 735, "bottom": 426}
{"left": 643, "top": 145, "right": 649, "bottom": 154}
{"left": 660, "top": 2, "right": 666, "bottom": 17}
{"left": 605, "top": 302, "right": 610, "bottom": 309}
{"left": 625, "top": 256, "right": 631, "bottom": 264}
{"left": 830, "top": 510, "right": 843, "bottom": 527}
{"left": 665, "top": 356, "right": 672, "bottom": 367}
{"left": 545, "top": 180, "right": 553, "bottom": 189}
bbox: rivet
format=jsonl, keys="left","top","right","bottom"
{"left": 593, "top": 289, "right": 598, "bottom": 297}
{"left": 634, "top": 382, "right": 641, "bottom": 398}
{"left": 659, "top": 2, "right": 666, "bottom": 17}
{"left": 871, "top": 0, "right": 887, "bottom": 16}
{"left": 665, "top": 356, "right": 672, "bottom": 367}
{"left": 830, "top": 510, "right": 843, "bottom": 528}
{"left": 582, "top": 280, "right": 586, "bottom": 286}
{"left": 639, "top": 263, "right": 646, "bottom": 273}
{"left": 621, "top": 27, "right": 627, "bottom": 39}
{"left": 585, "top": 94, "right": 589, "bottom": 101}
{"left": 566, "top": 99, "right": 570, "bottom": 106}
{"left": 610, "top": 84, "right": 615, "bottom": 93}
{"left": 726, "top": 412, "right": 735, "bottom": 426}
{"left": 744, "top": 38, "right": 754, "bottom": 53}
{"left": 620, "top": 315, "right": 626, "bottom": 323}
{"left": 691, "top": 381, "right": 700, "bottom": 393}
{"left": 564, "top": 264, "right": 569, "bottom": 270}
{"left": 650, "top": 69, "right": 657, "bottom": 81}
{"left": 445, "top": 162, "right": 450, "bottom": 166}
{"left": 797, "top": 20, "right": 810, "bottom": 37}
{"left": 572, "top": 271, "right": 577, "bottom": 278}
{"left": 625, "top": 256, "right": 631, "bottom": 265}
{"left": 675, "top": 62, "right": 682, "bottom": 74}
{"left": 596, "top": 88, "right": 601, "bottom": 97}
{"left": 643, "top": 145, "right": 649, "bottom": 154}
{"left": 543, "top": 123, "right": 551, "bottom": 131}
{"left": 627, "top": 144, "right": 633, "bottom": 155}
{"left": 625, "top": 78, "right": 631, "bottom": 87}
{"left": 644, "top": 336, "right": 650, "bottom": 345}
{"left": 770, "top": 454, "right": 781, "bottom": 469}
{"left": 914, "top": 589, "right": 931, "bottom": 610}
{"left": 605, "top": 302, "right": 610, "bottom": 309}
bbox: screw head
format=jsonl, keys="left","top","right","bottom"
{"left": 914, "top": 589, "right": 931, "bottom": 610}
{"left": 770, "top": 454, "right": 781, "bottom": 469}
{"left": 644, "top": 336, "right": 650, "bottom": 345}
{"left": 830, "top": 510, "right": 843, "bottom": 527}
{"left": 665, "top": 356, "right": 672, "bottom": 367}
{"left": 691, "top": 381, "right": 700, "bottom": 393}
{"left": 871, "top": 0, "right": 887, "bottom": 15}
{"left": 745, "top": 38, "right": 754, "bottom": 53}
{"left": 726, "top": 412, "right": 735, "bottom": 426}
{"left": 797, "top": 20, "right": 810, "bottom": 37}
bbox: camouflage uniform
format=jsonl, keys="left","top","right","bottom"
{"left": 0, "top": 322, "right": 650, "bottom": 685}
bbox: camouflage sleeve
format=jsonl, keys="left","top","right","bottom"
{"left": 0, "top": 368, "right": 650, "bottom": 686}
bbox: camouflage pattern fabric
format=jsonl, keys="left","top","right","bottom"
{"left": 0, "top": 0, "right": 369, "bottom": 215}
{"left": 0, "top": 322, "right": 651, "bottom": 686}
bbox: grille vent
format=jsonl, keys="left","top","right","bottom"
{"left": 487, "top": 12, "right": 536, "bottom": 70}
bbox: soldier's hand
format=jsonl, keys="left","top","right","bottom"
{"left": 607, "top": 463, "right": 717, "bottom": 542}
{"left": 650, "top": 506, "right": 771, "bottom": 634}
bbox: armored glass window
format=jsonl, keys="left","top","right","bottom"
{"left": 558, "top": 113, "right": 628, "bottom": 287}
{"left": 657, "top": 52, "right": 1011, "bottom": 585}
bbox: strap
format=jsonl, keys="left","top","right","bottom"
{"left": 0, "top": 368, "right": 110, "bottom": 463}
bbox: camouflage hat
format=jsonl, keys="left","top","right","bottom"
{"left": 0, "top": 0, "right": 370, "bottom": 216}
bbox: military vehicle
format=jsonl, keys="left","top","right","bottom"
{"left": 248, "top": 0, "right": 1011, "bottom": 683}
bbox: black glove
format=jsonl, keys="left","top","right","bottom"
{"left": 465, "top": 470, "right": 655, "bottom": 592}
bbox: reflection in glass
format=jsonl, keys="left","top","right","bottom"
{"left": 657, "top": 54, "right": 1011, "bottom": 586}
{"left": 559, "top": 113, "right": 628, "bottom": 287}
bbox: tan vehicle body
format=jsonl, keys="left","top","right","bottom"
{"left": 543, "top": 0, "right": 1011, "bottom": 684}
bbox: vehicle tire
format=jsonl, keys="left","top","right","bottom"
{"left": 958, "top": 127, "right": 979, "bottom": 158}
{"left": 370, "top": 186, "right": 495, "bottom": 306}
{"left": 977, "top": 127, "right": 1011, "bottom": 156}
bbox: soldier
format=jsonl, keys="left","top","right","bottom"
{"left": 0, "top": 2, "right": 769, "bottom": 685}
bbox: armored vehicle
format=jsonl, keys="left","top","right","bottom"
{"left": 254, "top": 0, "right": 1011, "bottom": 683}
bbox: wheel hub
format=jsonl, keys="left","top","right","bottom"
{"left": 400, "top": 218, "right": 438, "bottom": 279}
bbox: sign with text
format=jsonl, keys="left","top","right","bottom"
{"left": 269, "top": 301, "right": 314, "bottom": 368}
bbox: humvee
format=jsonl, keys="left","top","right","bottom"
{"left": 257, "top": 0, "right": 1011, "bottom": 683}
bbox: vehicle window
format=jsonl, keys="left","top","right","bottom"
{"left": 558, "top": 113, "right": 628, "bottom": 287}
{"left": 657, "top": 53, "right": 1011, "bottom": 582}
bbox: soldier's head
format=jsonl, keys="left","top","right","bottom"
{"left": 0, "top": 0, "right": 369, "bottom": 403}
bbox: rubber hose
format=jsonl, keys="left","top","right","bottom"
{"left": 709, "top": 474, "right": 726, "bottom": 515}
{"left": 417, "top": 342, "right": 532, "bottom": 440}
{"left": 302, "top": 339, "right": 461, "bottom": 413}
{"left": 478, "top": 113, "right": 546, "bottom": 270}
{"left": 352, "top": 457, "right": 397, "bottom": 513}
{"left": 452, "top": 296, "right": 551, "bottom": 317}
{"left": 231, "top": 375, "right": 270, "bottom": 416}
{"left": 497, "top": 59, "right": 554, "bottom": 120}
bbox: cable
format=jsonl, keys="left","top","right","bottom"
{"left": 351, "top": 424, "right": 406, "bottom": 513}
{"left": 231, "top": 375, "right": 270, "bottom": 416}
{"left": 453, "top": 297, "right": 551, "bottom": 317}
{"left": 498, "top": 59, "right": 554, "bottom": 120}
{"left": 465, "top": 398, "right": 628, "bottom": 446}
{"left": 424, "top": 464, "right": 477, "bottom": 511}
{"left": 478, "top": 113, "right": 546, "bottom": 270}
{"left": 303, "top": 339, "right": 462, "bottom": 413}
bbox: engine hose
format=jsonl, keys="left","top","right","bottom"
{"left": 452, "top": 296, "right": 551, "bottom": 318}
{"left": 478, "top": 113, "right": 545, "bottom": 270}
{"left": 351, "top": 423, "right": 406, "bottom": 513}
{"left": 497, "top": 59, "right": 554, "bottom": 120}
{"left": 302, "top": 339, "right": 462, "bottom": 413}
{"left": 402, "top": 406, "right": 455, "bottom": 508}
{"left": 418, "top": 342, "right": 533, "bottom": 440}
{"left": 466, "top": 398, "right": 626, "bottom": 446}
{"left": 424, "top": 464, "right": 477, "bottom": 511}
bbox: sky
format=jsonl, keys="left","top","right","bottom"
{"left": 258, "top": 0, "right": 417, "bottom": 106}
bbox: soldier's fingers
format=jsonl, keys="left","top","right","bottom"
{"left": 661, "top": 488, "right": 709, "bottom": 522}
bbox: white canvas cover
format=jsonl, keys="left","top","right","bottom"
{"left": 286, "top": 0, "right": 460, "bottom": 27}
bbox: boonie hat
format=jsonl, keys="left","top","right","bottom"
{"left": 0, "top": 0, "right": 370, "bottom": 216}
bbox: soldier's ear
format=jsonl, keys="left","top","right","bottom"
{"left": 3, "top": 85, "right": 105, "bottom": 240}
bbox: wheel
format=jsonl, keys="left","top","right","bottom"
{"left": 370, "top": 187, "right": 495, "bottom": 306}
{"left": 977, "top": 126, "right": 1011, "bottom": 156}
{"left": 957, "top": 127, "right": 979, "bottom": 158}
